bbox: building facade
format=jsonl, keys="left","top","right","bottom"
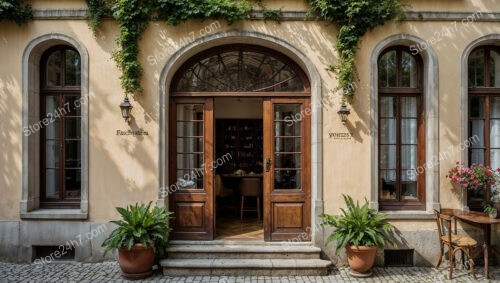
{"left": 0, "top": 0, "right": 499, "bottom": 267}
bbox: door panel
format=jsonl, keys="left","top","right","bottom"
{"left": 263, "top": 98, "right": 311, "bottom": 241}
{"left": 169, "top": 98, "right": 214, "bottom": 240}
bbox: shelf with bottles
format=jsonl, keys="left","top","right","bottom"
{"left": 216, "top": 119, "right": 263, "bottom": 174}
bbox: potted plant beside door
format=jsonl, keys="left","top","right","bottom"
{"left": 321, "top": 195, "right": 395, "bottom": 277}
{"left": 102, "top": 202, "right": 174, "bottom": 279}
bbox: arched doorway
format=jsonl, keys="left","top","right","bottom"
{"left": 168, "top": 44, "right": 311, "bottom": 241}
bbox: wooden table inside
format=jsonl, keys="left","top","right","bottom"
{"left": 221, "top": 174, "right": 263, "bottom": 178}
{"left": 219, "top": 174, "right": 264, "bottom": 193}
{"left": 441, "top": 208, "right": 500, "bottom": 279}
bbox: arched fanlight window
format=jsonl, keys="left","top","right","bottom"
{"left": 171, "top": 45, "right": 310, "bottom": 94}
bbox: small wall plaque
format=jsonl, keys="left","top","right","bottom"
{"left": 116, "top": 129, "right": 149, "bottom": 136}
{"left": 328, "top": 132, "right": 353, "bottom": 140}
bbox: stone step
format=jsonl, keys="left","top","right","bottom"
{"left": 160, "top": 258, "right": 332, "bottom": 276}
{"left": 166, "top": 244, "right": 321, "bottom": 259}
{"left": 169, "top": 240, "right": 313, "bottom": 246}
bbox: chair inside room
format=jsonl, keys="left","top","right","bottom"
{"left": 239, "top": 178, "right": 262, "bottom": 221}
{"left": 215, "top": 174, "right": 236, "bottom": 216}
{"left": 434, "top": 209, "right": 477, "bottom": 280}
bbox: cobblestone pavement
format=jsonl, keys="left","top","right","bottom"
{"left": 0, "top": 262, "right": 499, "bottom": 283}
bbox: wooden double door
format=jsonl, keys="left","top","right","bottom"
{"left": 169, "top": 97, "right": 311, "bottom": 241}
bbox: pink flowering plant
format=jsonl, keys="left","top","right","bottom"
{"left": 446, "top": 162, "right": 498, "bottom": 191}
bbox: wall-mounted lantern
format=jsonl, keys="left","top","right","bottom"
{"left": 119, "top": 95, "right": 133, "bottom": 123}
{"left": 337, "top": 102, "right": 350, "bottom": 125}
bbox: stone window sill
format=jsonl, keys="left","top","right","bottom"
{"left": 384, "top": 211, "right": 435, "bottom": 220}
{"left": 20, "top": 209, "right": 88, "bottom": 220}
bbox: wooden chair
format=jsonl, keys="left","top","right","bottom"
{"left": 239, "top": 178, "right": 262, "bottom": 221}
{"left": 215, "top": 175, "right": 233, "bottom": 198}
{"left": 215, "top": 175, "right": 236, "bottom": 216}
{"left": 434, "top": 209, "right": 477, "bottom": 280}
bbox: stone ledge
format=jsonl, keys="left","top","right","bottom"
{"left": 33, "top": 9, "right": 87, "bottom": 19}
{"left": 30, "top": 9, "right": 500, "bottom": 22}
{"left": 405, "top": 11, "right": 500, "bottom": 21}
{"left": 385, "top": 211, "right": 435, "bottom": 220}
{"left": 20, "top": 209, "right": 88, "bottom": 220}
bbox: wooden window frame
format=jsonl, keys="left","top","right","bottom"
{"left": 40, "top": 45, "right": 81, "bottom": 208}
{"left": 467, "top": 46, "right": 500, "bottom": 210}
{"left": 378, "top": 46, "right": 425, "bottom": 211}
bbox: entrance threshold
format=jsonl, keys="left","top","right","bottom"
{"left": 170, "top": 240, "right": 313, "bottom": 246}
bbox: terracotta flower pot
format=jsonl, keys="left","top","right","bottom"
{"left": 118, "top": 243, "right": 155, "bottom": 279}
{"left": 345, "top": 245, "right": 378, "bottom": 277}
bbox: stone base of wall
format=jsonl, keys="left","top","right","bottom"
{"left": 0, "top": 221, "right": 115, "bottom": 263}
{"left": 319, "top": 226, "right": 497, "bottom": 267}
{"left": 1, "top": 221, "right": 498, "bottom": 265}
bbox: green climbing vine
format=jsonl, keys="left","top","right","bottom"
{"left": 0, "top": 0, "right": 403, "bottom": 101}
{"left": 0, "top": 0, "right": 32, "bottom": 25}
{"left": 86, "top": 0, "right": 402, "bottom": 99}
{"left": 86, "top": 0, "right": 282, "bottom": 95}
{"left": 86, "top": 0, "right": 109, "bottom": 32}
{"left": 307, "top": 0, "right": 404, "bottom": 103}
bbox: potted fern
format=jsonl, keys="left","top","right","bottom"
{"left": 102, "top": 202, "right": 173, "bottom": 279}
{"left": 321, "top": 195, "right": 395, "bottom": 277}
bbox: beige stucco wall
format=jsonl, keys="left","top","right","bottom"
{"left": 0, "top": 1, "right": 499, "bottom": 261}
{"left": 0, "top": 17, "right": 339, "bottom": 221}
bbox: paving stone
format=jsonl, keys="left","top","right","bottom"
{"left": 0, "top": 261, "right": 499, "bottom": 282}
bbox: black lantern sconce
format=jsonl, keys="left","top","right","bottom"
{"left": 337, "top": 102, "right": 350, "bottom": 125}
{"left": 119, "top": 95, "right": 133, "bottom": 123}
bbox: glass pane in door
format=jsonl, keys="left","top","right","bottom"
{"left": 176, "top": 104, "right": 204, "bottom": 189}
{"left": 274, "top": 104, "right": 302, "bottom": 190}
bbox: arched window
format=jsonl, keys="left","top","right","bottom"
{"left": 467, "top": 46, "right": 500, "bottom": 210}
{"left": 40, "top": 45, "right": 82, "bottom": 208}
{"left": 171, "top": 45, "right": 310, "bottom": 94}
{"left": 378, "top": 46, "right": 425, "bottom": 210}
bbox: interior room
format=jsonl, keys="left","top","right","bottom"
{"left": 214, "top": 97, "right": 264, "bottom": 240}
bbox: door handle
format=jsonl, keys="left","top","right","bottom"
{"left": 265, "top": 157, "right": 271, "bottom": 172}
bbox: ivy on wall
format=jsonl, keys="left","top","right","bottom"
{"left": 86, "top": 0, "right": 109, "bottom": 31}
{"left": 0, "top": 0, "right": 32, "bottom": 25}
{"left": 86, "top": 0, "right": 282, "bottom": 95}
{"left": 0, "top": 0, "right": 403, "bottom": 102}
{"left": 307, "top": 0, "right": 404, "bottom": 103}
